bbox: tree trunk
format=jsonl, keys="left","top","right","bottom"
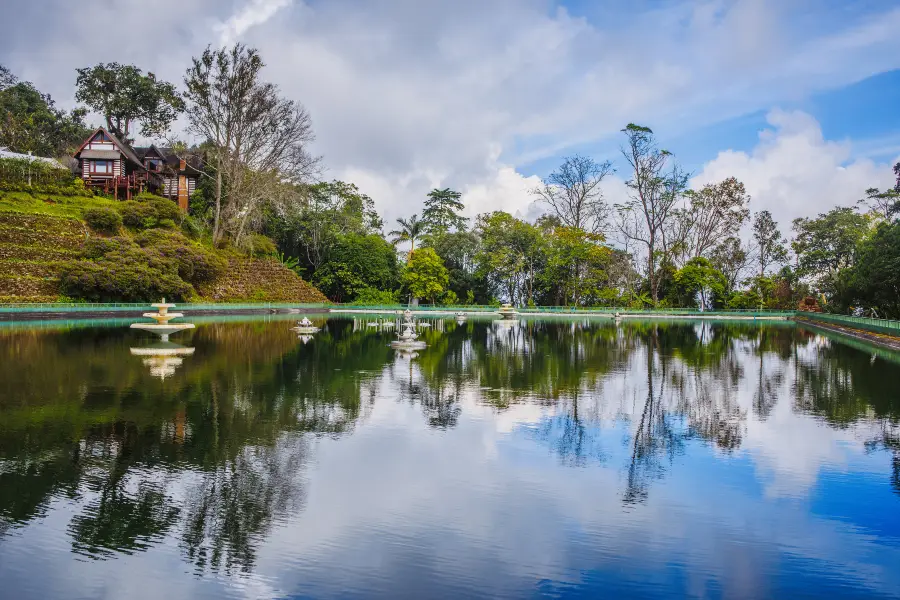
{"left": 213, "top": 167, "right": 223, "bottom": 244}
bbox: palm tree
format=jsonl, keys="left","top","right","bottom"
{"left": 389, "top": 214, "right": 424, "bottom": 252}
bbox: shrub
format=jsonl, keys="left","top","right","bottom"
{"left": 180, "top": 215, "right": 203, "bottom": 238}
{"left": 351, "top": 287, "right": 398, "bottom": 305}
{"left": 119, "top": 200, "right": 157, "bottom": 229}
{"left": 60, "top": 260, "right": 193, "bottom": 302}
{"left": 135, "top": 229, "right": 227, "bottom": 284}
{"left": 83, "top": 207, "right": 122, "bottom": 234}
{"left": 82, "top": 236, "right": 131, "bottom": 259}
{"left": 60, "top": 237, "right": 193, "bottom": 302}
{"left": 146, "top": 196, "right": 181, "bottom": 222}
{"left": 118, "top": 195, "right": 182, "bottom": 230}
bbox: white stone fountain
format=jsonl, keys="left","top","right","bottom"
{"left": 291, "top": 316, "right": 321, "bottom": 334}
{"left": 391, "top": 311, "right": 427, "bottom": 350}
{"left": 497, "top": 303, "right": 518, "bottom": 319}
{"left": 130, "top": 343, "right": 195, "bottom": 379}
{"left": 130, "top": 298, "right": 195, "bottom": 341}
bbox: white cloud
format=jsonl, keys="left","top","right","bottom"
{"left": 693, "top": 109, "right": 899, "bottom": 229}
{"left": 215, "top": 0, "right": 293, "bottom": 46}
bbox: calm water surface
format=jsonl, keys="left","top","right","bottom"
{"left": 0, "top": 316, "right": 898, "bottom": 599}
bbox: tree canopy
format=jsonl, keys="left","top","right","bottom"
{"left": 75, "top": 62, "right": 183, "bottom": 141}
{"left": 0, "top": 65, "right": 89, "bottom": 156}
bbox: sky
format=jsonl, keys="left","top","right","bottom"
{"left": 1, "top": 0, "right": 899, "bottom": 234}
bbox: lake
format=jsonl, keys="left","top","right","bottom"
{"left": 0, "top": 316, "right": 898, "bottom": 599}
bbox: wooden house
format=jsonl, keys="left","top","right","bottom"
{"left": 73, "top": 127, "right": 201, "bottom": 210}
{"left": 132, "top": 145, "right": 202, "bottom": 211}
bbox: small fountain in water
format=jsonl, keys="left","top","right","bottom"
{"left": 497, "top": 303, "right": 518, "bottom": 319}
{"left": 391, "top": 310, "right": 427, "bottom": 350}
{"left": 130, "top": 298, "right": 195, "bottom": 341}
{"left": 292, "top": 316, "right": 321, "bottom": 334}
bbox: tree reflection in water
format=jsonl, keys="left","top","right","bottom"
{"left": 0, "top": 315, "right": 899, "bottom": 573}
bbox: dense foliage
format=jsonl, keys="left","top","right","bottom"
{"left": 0, "top": 65, "right": 90, "bottom": 156}
{"left": 60, "top": 230, "right": 226, "bottom": 302}
{"left": 83, "top": 206, "right": 122, "bottom": 234}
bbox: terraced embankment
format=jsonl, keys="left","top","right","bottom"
{"left": 0, "top": 192, "right": 326, "bottom": 304}
{"left": 0, "top": 212, "right": 87, "bottom": 302}
{"left": 197, "top": 256, "right": 327, "bottom": 303}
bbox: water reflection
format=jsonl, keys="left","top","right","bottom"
{"left": 130, "top": 342, "right": 195, "bottom": 379}
{"left": 0, "top": 317, "right": 898, "bottom": 598}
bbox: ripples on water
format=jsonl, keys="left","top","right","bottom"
{"left": 0, "top": 316, "right": 898, "bottom": 599}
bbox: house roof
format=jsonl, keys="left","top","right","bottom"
{"left": 79, "top": 149, "right": 121, "bottom": 160}
{"left": 74, "top": 127, "right": 145, "bottom": 170}
{"left": 133, "top": 145, "right": 204, "bottom": 176}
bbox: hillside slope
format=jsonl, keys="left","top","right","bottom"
{"left": 0, "top": 191, "right": 326, "bottom": 304}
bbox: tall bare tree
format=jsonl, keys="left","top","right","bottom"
{"left": 532, "top": 155, "right": 614, "bottom": 234}
{"left": 751, "top": 210, "right": 788, "bottom": 279}
{"left": 616, "top": 124, "right": 688, "bottom": 304}
{"left": 183, "top": 44, "right": 319, "bottom": 244}
{"left": 672, "top": 177, "right": 751, "bottom": 264}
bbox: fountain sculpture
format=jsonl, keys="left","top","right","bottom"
{"left": 391, "top": 311, "right": 427, "bottom": 350}
{"left": 130, "top": 299, "right": 195, "bottom": 341}
{"left": 497, "top": 303, "right": 518, "bottom": 319}
{"left": 292, "top": 317, "right": 321, "bottom": 334}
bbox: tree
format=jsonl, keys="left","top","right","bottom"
{"left": 751, "top": 210, "right": 787, "bottom": 278}
{"left": 791, "top": 207, "right": 870, "bottom": 298}
{"left": 616, "top": 124, "right": 688, "bottom": 304}
{"left": 423, "top": 230, "right": 486, "bottom": 303}
{"left": 402, "top": 248, "right": 449, "bottom": 304}
{"left": 75, "top": 63, "right": 183, "bottom": 141}
{"left": 532, "top": 155, "right": 614, "bottom": 234}
{"left": 540, "top": 225, "right": 611, "bottom": 306}
{"left": 846, "top": 221, "right": 900, "bottom": 318}
{"left": 0, "top": 64, "right": 16, "bottom": 90}
{"left": 475, "top": 211, "right": 543, "bottom": 305}
{"left": 710, "top": 237, "right": 749, "bottom": 292}
{"left": 313, "top": 233, "right": 399, "bottom": 303}
{"left": 0, "top": 67, "right": 89, "bottom": 156}
{"left": 859, "top": 186, "right": 900, "bottom": 221}
{"left": 671, "top": 177, "right": 750, "bottom": 264}
{"left": 184, "top": 44, "right": 319, "bottom": 244}
{"left": 390, "top": 214, "right": 425, "bottom": 252}
{"left": 422, "top": 188, "right": 467, "bottom": 234}
{"left": 269, "top": 180, "right": 381, "bottom": 275}
{"left": 670, "top": 257, "right": 728, "bottom": 309}
{"left": 750, "top": 210, "right": 788, "bottom": 308}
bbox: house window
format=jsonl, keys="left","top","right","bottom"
{"left": 90, "top": 160, "right": 112, "bottom": 174}
{"left": 146, "top": 159, "right": 161, "bottom": 171}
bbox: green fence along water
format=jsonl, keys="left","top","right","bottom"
{"left": 797, "top": 311, "right": 900, "bottom": 337}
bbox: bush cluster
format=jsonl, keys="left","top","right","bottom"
{"left": 135, "top": 229, "right": 227, "bottom": 284}
{"left": 118, "top": 194, "right": 182, "bottom": 230}
{"left": 60, "top": 229, "right": 227, "bottom": 302}
{"left": 83, "top": 207, "right": 122, "bottom": 234}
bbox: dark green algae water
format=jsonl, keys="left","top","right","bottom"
{"left": 0, "top": 315, "right": 898, "bottom": 599}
